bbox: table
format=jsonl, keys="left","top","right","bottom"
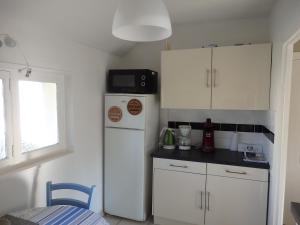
{"left": 10, "top": 205, "right": 110, "bottom": 225}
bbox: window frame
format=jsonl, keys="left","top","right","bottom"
{"left": 0, "top": 70, "right": 13, "bottom": 167}
{"left": 0, "top": 67, "right": 67, "bottom": 169}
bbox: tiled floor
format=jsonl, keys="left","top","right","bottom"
{"left": 104, "top": 214, "right": 154, "bottom": 225}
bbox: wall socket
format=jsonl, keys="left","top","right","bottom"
{"left": 238, "top": 143, "right": 263, "bottom": 153}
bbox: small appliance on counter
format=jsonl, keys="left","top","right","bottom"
{"left": 238, "top": 143, "right": 268, "bottom": 163}
{"left": 243, "top": 152, "right": 268, "bottom": 163}
{"left": 202, "top": 118, "right": 215, "bottom": 152}
{"left": 159, "top": 127, "right": 176, "bottom": 150}
{"left": 178, "top": 125, "right": 192, "bottom": 150}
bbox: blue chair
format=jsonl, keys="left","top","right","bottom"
{"left": 46, "top": 181, "right": 95, "bottom": 209}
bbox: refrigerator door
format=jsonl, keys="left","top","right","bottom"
{"left": 104, "top": 127, "right": 146, "bottom": 221}
{"left": 105, "top": 95, "right": 146, "bottom": 130}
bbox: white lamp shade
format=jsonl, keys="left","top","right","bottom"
{"left": 112, "top": 0, "right": 172, "bottom": 42}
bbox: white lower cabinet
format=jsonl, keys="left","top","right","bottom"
{"left": 153, "top": 159, "right": 206, "bottom": 225}
{"left": 205, "top": 174, "right": 268, "bottom": 225}
{"left": 153, "top": 159, "right": 269, "bottom": 225}
{"left": 153, "top": 169, "right": 206, "bottom": 225}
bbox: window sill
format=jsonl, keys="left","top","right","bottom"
{"left": 0, "top": 150, "right": 73, "bottom": 176}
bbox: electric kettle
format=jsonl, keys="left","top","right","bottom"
{"left": 159, "top": 127, "right": 176, "bottom": 150}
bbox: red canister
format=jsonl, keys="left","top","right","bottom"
{"left": 202, "top": 118, "right": 215, "bottom": 152}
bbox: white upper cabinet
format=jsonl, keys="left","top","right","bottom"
{"left": 160, "top": 43, "right": 272, "bottom": 110}
{"left": 211, "top": 44, "right": 271, "bottom": 110}
{"left": 161, "top": 48, "right": 212, "bottom": 109}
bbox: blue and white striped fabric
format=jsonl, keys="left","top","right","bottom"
{"left": 10, "top": 205, "right": 110, "bottom": 225}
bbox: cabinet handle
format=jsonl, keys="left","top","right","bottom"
{"left": 206, "top": 69, "right": 210, "bottom": 88}
{"left": 200, "top": 191, "right": 203, "bottom": 210}
{"left": 225, "top": 169, "right": 247, "bottom": 175}
{"left": 213, "top": 69, "right": 217, "bottom": 87}
{"left": 169, "top": 164, "right": 188, "bottom": 169}
{"left": 207, "top": 192, "right": 210, "bottom": 211}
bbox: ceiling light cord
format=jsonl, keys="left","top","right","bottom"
{"left": 0, "top": 34, "right": 32, "bottom": 77}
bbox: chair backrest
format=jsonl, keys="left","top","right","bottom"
{"left": 46, "top": 181, "right": 95, "bottom": 209}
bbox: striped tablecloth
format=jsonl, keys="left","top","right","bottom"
{"left": 10, "top": 205, "right": 110, "bottom": 225}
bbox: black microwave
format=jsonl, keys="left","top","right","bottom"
{"left": 107, "top": 69, "right": 158, "bottom": 94}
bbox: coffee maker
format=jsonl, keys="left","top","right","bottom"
{"left": 178, "top": 125, "right": 192, "bottom": 150}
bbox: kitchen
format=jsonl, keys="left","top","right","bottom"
{"left": 105, "top": 42, "right": 272, "bottom": 225}
{"left": 1, "top": 1, "right": 300, "bottom": 225}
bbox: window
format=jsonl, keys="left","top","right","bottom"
{"left": 0, "top": 79, "right": 6, "bottom": 160}
{"left": 0, "top": 68, "right": 66, "bottom": 168}
{"left": 19, "top": 81, "right": 59, "bottom": 152}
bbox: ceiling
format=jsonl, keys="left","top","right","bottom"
{"left": 1, "top": 0, "right": 276, "bottom": 56}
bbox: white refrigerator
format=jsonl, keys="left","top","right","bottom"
{"left": 104, "top": 93, "right": 159, "bottom": 221}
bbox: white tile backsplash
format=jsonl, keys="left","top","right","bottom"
{"left": 161, "top": 108, "right": 271, "bottom": 162}
{"left": 185, "top": 130, "right": 265, "bottom": 150}
{"left": 238, "top": 132, "right": 265, "bottom": 145}
{"left": 161, "top": 109, "right": 267, "bottom": 126}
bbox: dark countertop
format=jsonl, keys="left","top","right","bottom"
{"left": 151, "top": 148, "right": 270, "bottom": 169}
{"left": 291, "top": 202, "right": 300, "bottom": 224}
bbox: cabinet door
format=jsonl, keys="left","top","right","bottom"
{"left": 212, "top": 44, "right": 271, "bottom": 110}
{"left": 153, "top": 169, "right": 206, "bottom": 225}
{"left": 205, "top": 175, "right": 268, "bottom": 225}
{"left": 161, "top": 48, "right": 212, "bottom": 109}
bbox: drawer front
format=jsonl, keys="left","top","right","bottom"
{"left": 153, "top": 158, "right": 206, "bottom": 174}
{"left": 207, "top": 163, "right": 268, "bottom": 182}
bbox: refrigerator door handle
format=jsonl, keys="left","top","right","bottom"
{"left": 105, "top": 126, "right": 144, "bottom": 131}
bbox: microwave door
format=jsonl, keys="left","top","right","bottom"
{"left": 112, "top": 74, "right": 136, "bottom": 88}
{"left": 107, "top": 69, "right": 158, "bottom": 94}
{"left": 110, "top": 74, "right": 137, "bottom": 93}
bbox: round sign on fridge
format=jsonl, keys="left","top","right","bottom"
{"left": 127, "top": 99, "right": 143, "bottom": 115}
{"left": 108, "top": 106, "right": 123, "bottom": 122}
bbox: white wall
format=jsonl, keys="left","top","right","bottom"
{"left": 0, "top": 12, "right": 119, "bottom": 214}
{"left": 268, "top": 1, "right": 300, "bottom": 225}
{"left": 284, "top": 55, "right": 300, "bottom": 225}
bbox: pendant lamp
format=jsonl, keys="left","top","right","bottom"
{"left": 112, "top": 0, "right": 172, "bottom": 42}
